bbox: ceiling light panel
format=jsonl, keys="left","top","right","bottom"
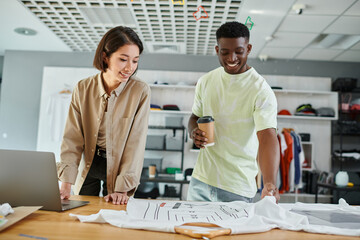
{"left": 18, "top": 0, "right": 242, "bottom": 54}
{"left": 80, "top": 8, "right": 137, "bottom": 27}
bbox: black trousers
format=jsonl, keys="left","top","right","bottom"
{"left": 79, "top": 154, "right": 108, "bottom": 196}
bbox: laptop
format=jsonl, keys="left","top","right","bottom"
{"left": 0, "top": 149, "right": 89, "bottom": 211}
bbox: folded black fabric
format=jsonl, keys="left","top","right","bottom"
{"left": 295, "top": 103, "right": 317, "bottom": 116}
{"left": 163, "top": 105, "right": 180, "bottom": 111}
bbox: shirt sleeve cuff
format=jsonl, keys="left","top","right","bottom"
{"left": 114, "top": 173, "right": 138, "bottom": 196}
{"left": 56, "top": 162, "right": 78, "bottom": 184}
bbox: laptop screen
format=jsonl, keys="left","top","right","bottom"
{"left": 0, "top": 149, "right": 66, "bottom": 211}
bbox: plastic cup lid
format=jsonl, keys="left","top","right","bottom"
{"left": 197, "top": 116, "right": 214, "bottom": 123}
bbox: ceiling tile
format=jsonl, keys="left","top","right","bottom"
{"left": 334, "top": 50, "right": 360, "bottom": 62}
{"left": 278, "top": 15, "right": 337, "bottom": 33}
{"left": 1, "top": 0, "right": 359, "bottom": 62}
{"left": 238, "top": 0, "right": 295, "bottom": 57}
{"left": 351, "top": 40, "right": 360, "bottom": 49}
{"left": 344, "top": 0, "right": 360, "bottom": 16}
{"left": 259, "top": 47, "right": 302, "bottom": 59}
{"left": 296, "top": 48, "right": 342, "bottom": 61}
{"left": 248, "top": 38, "right": 267, "bottom": 58}
{"left": 266, "top": 32, "right": 318, "bottom": 47}
{"left": 309, "top": 34, "right": 360, "bottom": 50}
{"left": 16, "top": 0, "right": 243, "bottom": 54}
{"left": 290, "top": 0, "right": 355, "bottom": 15}
{"left": 0, "top": 0, "right": 70, "bottom": 55}
{"left": 324, "top": 16, "right": 360, "bottom": 35}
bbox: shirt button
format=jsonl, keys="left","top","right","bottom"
{"left": 94, "top": 134, "right": 97, "bottom": 137}
{"left": 91, "top": 149, "right": 94, "bottom": 152}
{"left": 86, "top": 164, "right": 90, "bottom": 168}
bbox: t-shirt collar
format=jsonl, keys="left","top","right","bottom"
{"left": 221, "top": 66, "right": 253, "bottom": 80}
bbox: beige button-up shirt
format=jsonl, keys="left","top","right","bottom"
{"left": 57, "top": 73, "right": 150, "bottom": 195}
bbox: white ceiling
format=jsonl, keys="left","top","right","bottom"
{"left": 0, "top": 0, "right": 360, "bottom": 62}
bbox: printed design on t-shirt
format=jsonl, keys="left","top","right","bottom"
{"left": 141, "top": 201, "right": 249, "bottom": 222}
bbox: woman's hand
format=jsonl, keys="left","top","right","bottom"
{"left": 261, "top": 182, "right": 280, "bottom": 203}
{"left": 104, "top": 192, "right": 129, "bottom": 205}
{"left": 60, "top": 182, "right": 72, "bottom": 200}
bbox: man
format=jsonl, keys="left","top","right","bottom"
{"left": 188, "top": 21, "right": 280, "bottom": 203}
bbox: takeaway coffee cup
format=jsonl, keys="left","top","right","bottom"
{"left": 197, "top": 116, "right": 215, "bottom": 147}
{"left": 149, "top": 164, "right": 156, "bottom": 178}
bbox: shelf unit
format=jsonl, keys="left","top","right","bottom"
{"left": 150, "top": 110, "right": 192, "bottom": 115}
{"left": 301, "top": 142, "right": 314, "bottom": 172}
{"left": 140, "top": 176, "right": 190, "bottom": 184}
{"left": 329, "top": 84, "right": 360, "bottom": 205}
{"left": 148, "top": 84, "right": 196, "bottom": 90}
{"left": 148, "top": 84, "right": 338, "bottom": 120}
{"left": 139, "top": 125, "right": 188, "bottom": 200}
{"left": 151, "top": 111, "right": 336, "bottom": 120}
{"left": 280, "top": 192, "right": 332, "bottom": 204}
{"left": 277, "top": 115, "right": 336, "bottom": 121}
{"left": 331, "top": 90, "right": 360, "bottom": 173}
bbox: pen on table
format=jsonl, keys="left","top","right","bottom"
{"left": 19, "top": 234, "right": 48, "bottom": 240}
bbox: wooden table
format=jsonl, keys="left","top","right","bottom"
{"left": 0, "top": 195, "right": 358, "bottom": 240}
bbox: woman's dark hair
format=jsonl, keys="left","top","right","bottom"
{"left": 216, "top": 21, "right": 250, "bottom": 42}
{"left": 93, "top": 26, "right": 143, "bottom": 72}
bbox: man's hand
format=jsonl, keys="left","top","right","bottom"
{"left": 60, "top": 182, "right": 72, "bottom": 200}
{"left": 191, "top": 128, "right": 208, "bottom": 149}
{"left": 261, "top": 182, "right": 280, "bottom": 203}
{"left": 104, "top": 192, "right": 129, "bottom": 205}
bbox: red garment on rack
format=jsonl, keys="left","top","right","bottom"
{"left": 277, "top": 134, "right": 285, "bottom": 193}
{"left": 281, "top": 129, "right": 293, "bottom": 192}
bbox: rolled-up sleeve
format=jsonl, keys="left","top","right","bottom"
{"left": 192, "top": 77, "right": 204, "bottom": 117}
{"left": 253, "top": 87, "right": 277, "bottom": 132}
{"left": 114, "top": 84, "right": 150, "bottom": 195}
{"left": 58, "top": 85, "right": 85, "bottom": 184}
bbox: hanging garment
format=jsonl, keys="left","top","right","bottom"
{"left": 291, "top": 131, "right": 302, "bottom": 186}
{"left": 278, "top": 133, "right": 288, "bottom": 193}
{"left": 46, "top": 92, "right": 72, "bottom": 142}
{"left": 281, "top": 129, "right": 294, "bottom": 192}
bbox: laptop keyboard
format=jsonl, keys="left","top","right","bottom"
{"left": 61, "top": 199, "right": 90, "bottom": 211}
{"left": 61, "top": 199, "right": 71, "bottom": 205}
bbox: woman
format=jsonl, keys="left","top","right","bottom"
{"left": 57, "top": 26, "right": 150, "bottom": 205}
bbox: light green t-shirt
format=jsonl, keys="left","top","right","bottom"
{"left": 192, "top": 67, "right": 277, "bottom": 198}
